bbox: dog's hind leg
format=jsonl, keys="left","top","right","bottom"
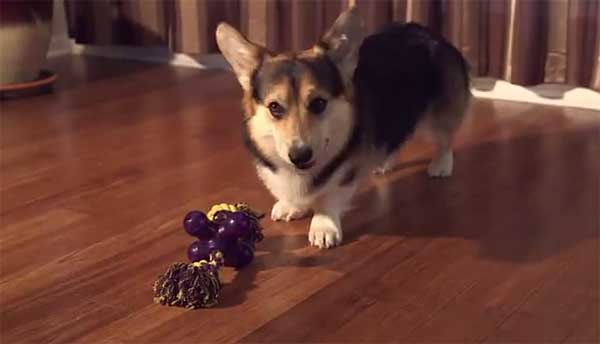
{"left": 426, "top": 97, "right": 469, "bottom": 178}
{"left": 427, "top": 123, "right": 455, "bottom": 177}
{"left": 373, "top": 156, "right": 395, "bottom": 175}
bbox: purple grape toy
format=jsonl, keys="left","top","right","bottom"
{"left": 214, "top": 238, "right": 254, "bottom": 269}
{"left": 183, "top": 211, "right": 214, "bottom": 240}
{"left": 153, "top": 251, "right": 224, "bottom": 309}
{"left": 215, "top": 212, "right": 251, "bottom": 242}
{"left": 228, "top": 212, "right": 253, "bottom": 239}
{"left": 153, "top": 202, "right": 264, "bottom": 309}
{"left": 187, "top": 239, "right": 222, "bottom": 262}
{"left": 187, "top": 203, "right": 264, "bottom": 268}
{"left": 234, "top": 240, "right": 255, "bottom": 268}
{"left": 212, "top": 210, "right": 231, "bottom": 225}
{"left": 214, "top": 226, "right": 233, "bottom": 243}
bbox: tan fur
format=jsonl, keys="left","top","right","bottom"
{"left": 217, "top": 7, "right": 469, "bottom": 248}
{"left": 217, "top": 7, "right": 369, "bottom": 248}
{"left": 242, "top": 53, "right": 355, "bottom": 171}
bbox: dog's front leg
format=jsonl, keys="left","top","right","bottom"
{"left": 308, "top": 184, "right": 357, "bottom": 249}
{"left": 271, "top": 200, "right": 311, "bottom": 222}
{"left": 309, "top": 211, "right": 342, "bottom": 249}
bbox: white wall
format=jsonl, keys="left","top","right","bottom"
{"left": 48, "top": 0, "right": 73, "bottom": 57}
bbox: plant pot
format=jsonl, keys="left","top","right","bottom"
{"left": 0, "top": 0, "right": 53, "bottom": 85}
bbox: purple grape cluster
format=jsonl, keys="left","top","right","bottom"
{"left": 183, "top": 209, "right": 263, "bottom": 269}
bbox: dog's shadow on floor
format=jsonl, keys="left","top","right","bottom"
{"left": 218, "top": 233, "right": 333, "bottom": 307}
{"left": 219, "top": 126, "right": 598, "bottom": 307}
{"left": 344, "top": 126, "right": 598, "bottom": 263}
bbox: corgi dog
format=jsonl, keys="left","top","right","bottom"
{"left": 215, "top": 7, "right": 470, "bottom": 248}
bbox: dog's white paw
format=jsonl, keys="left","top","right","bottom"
{"left": 428, "top": 151, "right": 453, "bottom": 178}
{"left": 373, "top": 166, "right": 389, "bottom": 175}
{"left": 271, "top": 201, "right": 310, "bottom": 222}
{"left": 373, "top": 160, "right": 393, "bottom": 175}
{"left": 308, "top": 214, "right": 342, "bottom": 249}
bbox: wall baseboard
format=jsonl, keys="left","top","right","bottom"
{"left": 47, "top": 35, "right": 74, "bottom": 58}
{"left": 46, "top": 0, "right": 598, "bottom": 111}
{"left": 47, "top": 43, "right": 600, "bottom": 111}
{"left": 471, "top": 78, "right": 600, "bottom": 111}
{"left": 47, "top": 0, "right": 72, "bottom": 58}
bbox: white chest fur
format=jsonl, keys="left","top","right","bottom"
{"left": 254, "top": 147, "right": 376, "bottom": 210}
{"left": 256, "top": 165, "right": 316, "bottom": 208}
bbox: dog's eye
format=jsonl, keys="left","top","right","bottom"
{"left": 308, "top": 98, "right": 328, "bottom": 115}
{"left": 268, "top": 102, "right": 285, "bottom": 119}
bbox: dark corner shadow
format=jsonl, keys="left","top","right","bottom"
{"left": 344, "top": 126, "right": 598, "bottom": 264}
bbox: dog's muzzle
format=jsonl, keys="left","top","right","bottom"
{"left": 288, "top": 143, "right": 314, "bottom": 170}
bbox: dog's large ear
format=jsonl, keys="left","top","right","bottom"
{"left": 216, "top": 23, "right": 264, "bottom": 91}
{"left": 316, "top": 7, "right": 365, "bottom": 83}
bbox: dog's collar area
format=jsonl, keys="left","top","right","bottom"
{"left": 311, "top": 121, "right": 361, "bottom": 190}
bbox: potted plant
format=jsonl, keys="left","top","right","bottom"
{"left": 0, "top": 0, "right": 53, "bottom": 87}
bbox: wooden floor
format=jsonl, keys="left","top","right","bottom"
{"left": 1, "top": 56, "right": 599, "bottom": 343}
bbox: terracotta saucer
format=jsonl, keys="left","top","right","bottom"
{"left": 1, "top": 70, "right": 57, "bottom": 99}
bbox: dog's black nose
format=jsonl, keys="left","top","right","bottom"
{"left": 288, "top": 143, "right": 313, "bottom": 168}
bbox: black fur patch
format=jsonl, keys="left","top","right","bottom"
{"left": 251, "top": 55, "right": 344, "bottom": 103}
{"left": 339, "top": 166, "right": 357, "bottom": 187}
{"left": 315, "top": 40, "right": 330, "bottom": 51}
{"left": 311, "top": 122, "right": 361, "bottom": 189}
{"left": 354, "top": 22, "right": 469, "bottom": 154}
{"left": 241, "top": 118, "right": 277, "bottom": 172}
{"left": 243, "top": 22, "right": 469, "bottom": 192}
{"left": 298, "top": 57, "right": 344, "bottom": 97}
{"left": 311, "top": 23, "right": 468, "bottom": 190}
